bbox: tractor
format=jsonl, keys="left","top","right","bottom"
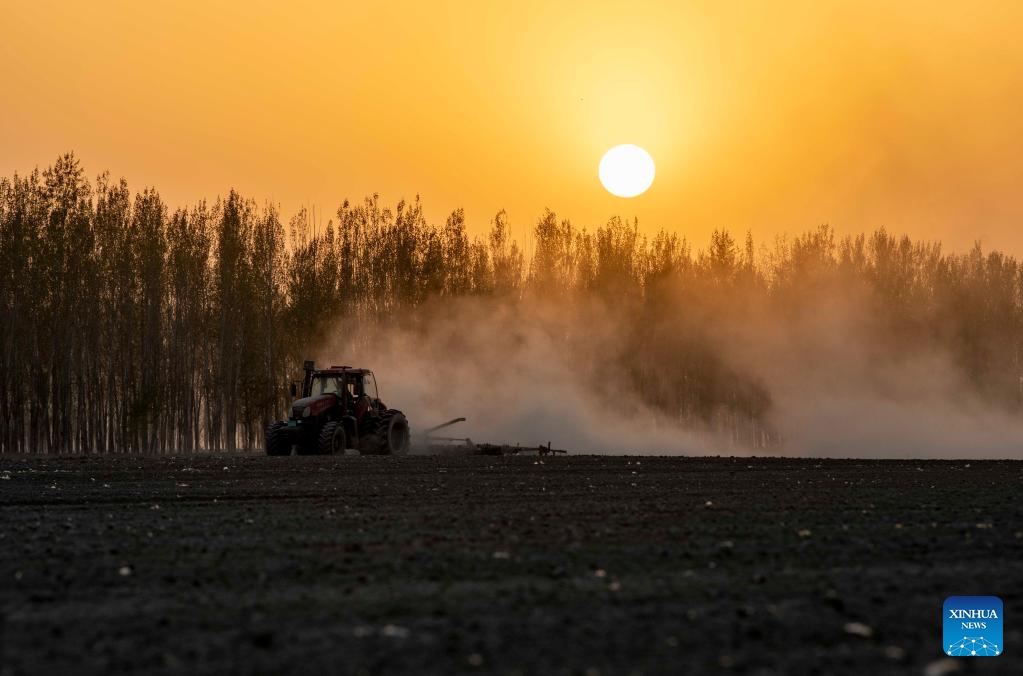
{"left": 265, "top": 361, "right": 411, "bottom": 456}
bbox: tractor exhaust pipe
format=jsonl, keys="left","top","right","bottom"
{"left": 302, "top": 360, "right": 315, "bottom": 398}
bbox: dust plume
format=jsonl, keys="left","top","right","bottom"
{"left": 720, "top": 282, "right": 1023, "bottom": 458}
{"left": 330, "top": 298, "right": 714, "bottom": 455}
{"left": 317, "top": 241, "right": 1023, "bottom": 459}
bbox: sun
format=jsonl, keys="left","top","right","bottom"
{"left": 598, "top": 144, "right": 655, "bottom": 198}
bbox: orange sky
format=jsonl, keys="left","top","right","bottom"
{"left": 3, "top": 1, "right": 1023, "bottom": 251}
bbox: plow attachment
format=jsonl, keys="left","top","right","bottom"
{"left": 420, "top": 418, "right": 567, "bottom": 456}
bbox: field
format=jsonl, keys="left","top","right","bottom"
{"left": 1, "top": 454, "right": 1021, "bottom": 675}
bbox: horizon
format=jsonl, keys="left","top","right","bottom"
{"left": 2, "top": 152, "right": 1017, "bottom": 261}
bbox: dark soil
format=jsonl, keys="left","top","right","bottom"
{"left": 1, "top": 455, "right": 1021, "bottom": 675}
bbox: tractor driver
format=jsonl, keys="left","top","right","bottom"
{"left": 353, "top": 379, "right": 372, "bottom": 423}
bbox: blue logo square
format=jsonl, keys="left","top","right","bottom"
{"left": 944, "top": 596, "right": 1003, "bottom": 656}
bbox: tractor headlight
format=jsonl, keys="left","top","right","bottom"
{"left": 302, "top": 406, "right": 312, "bottom": 418}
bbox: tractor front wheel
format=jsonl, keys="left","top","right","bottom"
{"left": 265, "top": 422, "right": 291, "bottom": 456}
{"left": 318, "top": 421, "right": 347, "bottom": 455}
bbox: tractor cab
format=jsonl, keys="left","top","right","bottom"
{"left": 308, "top": 369, "right": 378, "bottom": 402}
{"left": 299, "top": 366, "right": 382, "bottom": 421}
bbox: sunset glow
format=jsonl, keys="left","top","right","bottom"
{"left": 2, "top": 1, "right": 1023, "bottom": 249}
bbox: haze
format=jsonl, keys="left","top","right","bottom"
{"left": 3, "top": 1, "right": 1023, "bottom": 250}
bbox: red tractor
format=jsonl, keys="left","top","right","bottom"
{"left": 265, "top": 361, "right": 411, "bottom": 456}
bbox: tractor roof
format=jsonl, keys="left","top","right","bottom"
{"left": 313, "top": 366, "right": 373, "bottom": 376}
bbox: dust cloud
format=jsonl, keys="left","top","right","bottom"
{"left": 724, "top": 288, "right": 1023, "bottom": 459}
{"left": 318, "top": 286, "right": 1023, "bottom": 459}
{"left": 333, "top": 298, "right": 713, "bottom": 455}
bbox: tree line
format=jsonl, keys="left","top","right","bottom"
{"left": 2, "top": 154, "right": 1021, "bottom": 453}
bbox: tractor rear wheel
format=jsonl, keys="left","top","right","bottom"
{"left": 374, "top": 411, "right": 410, "bottom": 455}
{"left": 318, "top": 420, "right": 347, "bottom": 455}
{"left": 265, "top": 422, "right": 290, "bottom": 456}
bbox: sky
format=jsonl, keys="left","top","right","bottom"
{"left": 2, "top": 0, "right": 1022, "bottom": 251}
